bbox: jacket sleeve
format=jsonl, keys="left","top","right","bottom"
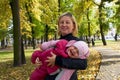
{"left": 41, "top": 40, "right": 59, "bottom": 50}
{"left": 31, "top": 50, "right": 42, "bottom": 64}
{"left": 55, "top": 56, "right": 87, "bottom": 70}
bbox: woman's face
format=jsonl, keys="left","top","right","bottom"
{"left": 66, "top": 46, "right": 79, "bottom": 58}
{"left": 58, "top": 16, "right": 74, "bottom": 36}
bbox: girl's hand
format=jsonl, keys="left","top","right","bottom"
{"left": 35, "top": 57, "right": 42, "bottom": 68}
{"left": 45, "top": 52, "right": 56, "bottom": 67}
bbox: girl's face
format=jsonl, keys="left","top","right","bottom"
{"left": 58, "top": 16, "right": 74, "bottom": 36}
{"left": 66, "top": 46, "right": 79, "bottom": 58}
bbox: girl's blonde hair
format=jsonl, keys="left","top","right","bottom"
{"left": 58, "top": 12, "right": 78, "bottom": 36}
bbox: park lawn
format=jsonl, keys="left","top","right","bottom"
{"left": 0, "top": 49, "right": 33, "bottom": 62}
{"left": 0, "top": 49, "right": 35, "bottom": 80}
{"left": 0, "top": 47, "right": 101, "bottom": 80}
{"left": 94, "top": 40, "right": 120, "bottom": 50}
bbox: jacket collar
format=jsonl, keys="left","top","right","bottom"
{"left": 60, "top": 33, "right": 72, "bottom": 39}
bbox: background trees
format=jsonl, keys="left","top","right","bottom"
{"left": 0, "top": 0, "right": 119, "bottom": 67}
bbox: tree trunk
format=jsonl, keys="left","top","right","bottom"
{"left": 28, "top": 38, "right": 32, "bottom": 46}
{"left": 21, "top": 37, "right": 26, "bottom": 64}
{"left": 87, "top": 7, "right": 91, "bottom": 47}
{"left": 25, "top": 3, "right": 35, "bottom": 49}
{"left": 45, "top": 24, "right": 49, "bottom": 41}
{"left": 1, "top": 38, "right": 5, "bottom": 49}
{"left": 41, "top": 36, "right": 44, "bottom": 43}
{"left": 114, "top": 33, "right": 117, "bottom": 41}
{"left": 58, "top": 0, "right": 61, "bottom": 14}
{"left": 98, "top": 1, "right": 107, "bottom": 45}
{"left": 24, "top": 35, "right": 28, "bottom": 49}
{"left": 10, "top": 0, "right": 22, "bottom": 66}
{"left": 32, "top": 27, "right": 36, "bottom": 49}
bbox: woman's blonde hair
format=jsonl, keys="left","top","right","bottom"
{"left": 58, "top": 12, "right": 78, "bottom": 36}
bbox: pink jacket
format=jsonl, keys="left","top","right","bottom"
{"left": 31, "top": 39, "right": 69, "bottom": 74}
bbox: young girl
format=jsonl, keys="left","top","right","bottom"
{"left": 30, "top": 39, "right": 90, "bottom": 80}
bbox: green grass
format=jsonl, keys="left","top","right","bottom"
{"left": 0, "top": 51, "right": 13, "bottom": 62}
{"left": 91, "top": 39, "right": 120, "bottom": 47}
{"left": 0, "top": 49, "right": 34, "bottom": 62}
{"left": 95, "top": 40, "right": 120, "bottom": 50}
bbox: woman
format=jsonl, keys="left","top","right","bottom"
{"left": 36, "top": 12, "right": 87, "bottom": 80}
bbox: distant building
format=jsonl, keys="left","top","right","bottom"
{"left": 105, "top": 26, "right": 116, "bottom": 40}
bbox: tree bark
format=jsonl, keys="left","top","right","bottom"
{"left": 1, "top": 38, "right": 5, "bottom": 49}
{"left": 45, "top": 24, "right": 49, "bottom": 42}
{"left": 114, "top": 33, "right": 118, "bottom": 41}
{"left": 86, "top": 7, "right": 91, "bottom": 47}
{"left": 21, "top": 37, "right": 26, "bottom": 64}
{"left": 25, "top": 3, "right": 36, "bottom": 49}
{"left": 10, "top": 0, "right": 22, "bottom": 66}
{"left": 98, "top": 1, "right": 107, "bottom": 45}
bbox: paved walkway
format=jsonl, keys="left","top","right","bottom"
{"left": 93, "top": 46, "right": 120, "bottom": 80}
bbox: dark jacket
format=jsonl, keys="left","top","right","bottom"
{"left": 45, "top": 33, "right": 87, "bottom": 80}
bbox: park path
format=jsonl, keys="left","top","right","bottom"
{"left": 93, "top": 46, "right": 120, "bottom": 80}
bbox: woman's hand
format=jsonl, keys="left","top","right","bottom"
{"left": 45, "top": 52, "right": 56, "bottom": 67}
{"left": 35, "top": 57, "right": 42, "bottom": 68}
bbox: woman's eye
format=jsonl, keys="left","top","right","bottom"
{"left": 66, "top": 21, "right": 70, "bottom": 24}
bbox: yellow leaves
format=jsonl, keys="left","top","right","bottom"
{"left": 30, "top": 0, "right": 42, "bottom": 21}
{"left": 84, "top": 0, "right": 93, "bottom": 9}
{"left": 77, "top": 48, "right": 101, "bottom": 79}
{"left": 0, "top": 58, "right": 34, "bottom": 80}
{"left": 73, "top": 0, "right": 96, "bottom": 25}
{"left": 0, "top": 0, "right": 11, "bottom": 28}
{"left": 20, "top": 10, "right": 31, "bottom": 36}
{"left": 0, "top": 0, "right": 11, "bottom": 17}
{"left": 39, "top": 0, "right": 58, "bottom": 26}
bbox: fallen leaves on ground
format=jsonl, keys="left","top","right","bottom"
{"left": 77, "top": 48, "right": 101, "bottom": 80}
{"left": 0, "top": 49, "right": 101, "bottom": 80}
{"left": 0, "top": 57, "right": 34, "bottom": 80}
